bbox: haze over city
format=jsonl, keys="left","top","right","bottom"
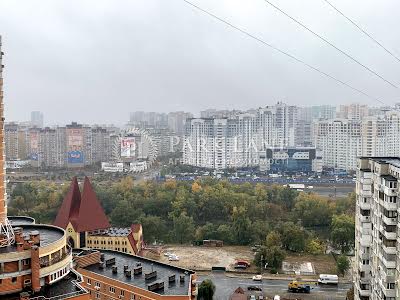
{"left": 4, "top": 1, "right": 400, "bottom": 300}
{"left": 1, "top": 0, "right": 400, "bottom": 124}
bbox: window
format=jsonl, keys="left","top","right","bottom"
{"left": 130, "top": 294, "right": 135, "bottom": 300}
{"left": 95, "top": 292, "right": 100, "bottom": 299}
{"left": 120, "top": 290, "right": 125, "bottom": 296}
{"left": 87, "top": 278, "right": 92, "bottom": 285}
{"left": 95, "top": 282, "right": 101, "bottom": 288}
{"left": 387, "top": 282, "right": 395, "bottom": 289}
{"left": 362, "top": 259, "right": 369, "bottom": 265}
{"left": 11, "top": 277, "right": 17, "bottom": 283}
{"left": 24, "top": 279, "right": 31, "bottom": 285}
{"left": 110, "top": 286, "right": 115, "bottom": 293}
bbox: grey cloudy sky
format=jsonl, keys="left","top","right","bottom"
{"left": 1, "top": 0, "right": 400, "bottom": 125}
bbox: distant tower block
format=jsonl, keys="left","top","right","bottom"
{"left": 0, "top": 36, "right": 15, "bottom": 247}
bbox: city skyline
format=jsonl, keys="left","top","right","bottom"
{"left": 1, "top": 0, "right": 400, "bottom": 124}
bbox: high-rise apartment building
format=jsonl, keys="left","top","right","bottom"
{"left": 184, "top": 103, "right": 297, "bottom": 169}
{"left": 355, "top": 157, "right": 399, "bottom": 300}
{"left": 314, "top": 119, "right": 362, "bottom": 170}
{"left": 295, "top": 105, "right": 337, "bottom": 147}
{"left": 30, "top": 110, "right": 44, "bottom": 128}
{"left": 315, "top": 112, "right": 400, "bottom": 170}
{"left": 167, "top": 111, "right": 193, "bottom": 135}
{"left": 338, "top": 103, "right": 369, "bottom": 120}
{"left": 4, "top": 122, "right": 19, "bottom": 160}
{"left": 129, "top": 111, "right": 168, "bottom": 129}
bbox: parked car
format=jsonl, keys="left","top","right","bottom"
{"left": 252, "top": 275, "right": 262, "bottom": 281}
{"left": 248, "top": 286, "right": 262, "bottom": 291}
{"left": 250, "top": 295, "right": 257, "bottom": 300}
{"left": 163, "top": 252, "right": 172, "bottom": 257}
{"left": 168, "top": 255, "right": 180, "bottom": 261}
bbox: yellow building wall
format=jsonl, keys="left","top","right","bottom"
{"left": 65, "top": 222, "right": 80, "bottom": 248}
{"left": 86, "top": 235, "right": 135, "bottom": 255}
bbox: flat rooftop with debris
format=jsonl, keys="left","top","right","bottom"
{"left": 82, "top": 250, "right": 195, "bottom": 296}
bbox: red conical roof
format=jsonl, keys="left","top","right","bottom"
{"left": 53, "top": 176, "right": 110, "bottom": 232}
{"left": 75, "top": 177, "right": 110, "bottom": 232}
{"left": 54, "top": 177, "right": 81, "bottom": 229}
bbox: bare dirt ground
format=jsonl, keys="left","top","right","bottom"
{"left": 157, "top": 245, "right": 255, "bottom": 271}
{"left": 284, "top": 253, "right": 337, "bottom": 275}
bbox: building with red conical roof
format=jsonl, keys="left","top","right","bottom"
{"left": 54, "top": 176, "right": 143, "bottom": 255}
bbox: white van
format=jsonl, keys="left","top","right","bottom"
{"left": 318, "top": 274, "right": 339, "bottom": 285}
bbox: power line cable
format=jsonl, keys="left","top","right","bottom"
{"left": 322, "top": 0, "right": 400, "bottom": 64}
{"left": 182, "top": 0, "right": 386, "bottom": 105}
{"left": 261, "top": 0, "right": 398, "bottom": 89}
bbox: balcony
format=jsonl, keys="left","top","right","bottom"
{"left": 359, "top": 190, "right": 372, "bottom": 197}
{"left": 40, "top": 250, "right": 72, "bottom": 277}
{"left": 381, "top": 256, "right": 396, "bottom": 269}
{"left": 360, "top": 215, "right": 371, "bottom": 223}
{"left": 383, "top": 230, "right": 397, "bottom": 240}
{"left": 382, "top": 215, "right": 397, "bottom": 225}
{"left": 359, "top": 289, "right": 371, "bottom": 297}
{"left": 383, "top": 186, "right": 397, "bottom": 196}
{"left": 360, "top": 235, "right": 372, "bottom": 247}
{"left": 356, "top": 281, "right": 371, "bottom": 297}
{"left": 383, "top": 201, "right": 397, "bottom": 211}
{"left": 360, "top": 201, "right": 371, "bottom": 210}
{"left": 358, "top": 251, "right": 370, "bottom": 260}
{"left": 382, "top": 243, "right": 397, "bottom": 255}
{"left": 382, "top": 287, "right": 396, "bottom": 298}
{"left": 359, "top": 262, "right": 371, "bottom": 272}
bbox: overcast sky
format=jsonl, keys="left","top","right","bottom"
{"left": 1, "top": 0, "right": 400, "bottom": 125}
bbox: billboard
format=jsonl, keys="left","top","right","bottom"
{"left": 67, "top": 128, "right": 84, "bottom": 164}
{"left": 30, "top": 131, "right": 39, "bottom": 161}
{"left": 101, "top": 162, "right": 124, "bottom": 173}
{"left": 121, "top": 137, "right": 136, "bottom": 158}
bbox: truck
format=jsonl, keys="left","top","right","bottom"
{"left": 318, "top": 274, "right": 339, "bottom": 285}
{"left": 287, "top": 281, "right": 315, "bottom": 293}
{"left": 234, "top": 260, "right": 250, "bottom": 269}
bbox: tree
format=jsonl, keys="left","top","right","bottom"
{"left": 265, "top": 246, "right": 286, "bottom": 270}
{"left": 140, "top": 215, "right": 167, "bottom": 244}
{"left": 231, "top": 206, "right": 252, "bottom": 245}
{"left": 305, "top": 238, "right": 325, "bottom": 255}
{"left": 336, "top": 255, "right": 350, "bottom": 276}
{"left": 280, "top": 222, "right": 307, "bottom": 252}
{"left": 346, "top": 286, "right": 354, "bottom": 300}
{"left": 266, "top": 231, "right": 282, "bottom": 248}
{"left": 171, "top": 212, "right": 195, "bottom": 244}
{"left": 197, "top": 279, "right": 216, "bottom": 300}
{"left": 110, "top": 200, "right": 143, "bottom": 227}
{"left": 293, "top": 193, "right": 333, "bottom": 227}
{"left": 331, "top": 214, "right": 355, "bottom": 253}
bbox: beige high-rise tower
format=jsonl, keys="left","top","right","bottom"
{"left": 0, "top": 36, "right": 15, "bottom": 247}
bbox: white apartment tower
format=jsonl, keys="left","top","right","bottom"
{"left": 183, "top": 106, "right": 280, "bottom": 169}
{"left": 355, "top": 157, "right": 399, "bottom": 300}
{"left": 314, "top": 119, "right": 362, "bottom": 170}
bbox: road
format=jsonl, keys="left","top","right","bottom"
{"left": 198, "top": 273, "right": 351, "bottom": 300}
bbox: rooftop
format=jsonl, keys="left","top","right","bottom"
{"left": 83, "top": 250, "right": 194, "bottom": 296}
{"left": 8, "top": 216, "right": 36, "bottom": 226}
{"left": 89, "top": 227, "right": 131, "bottom": 237}
{"left": 382, "top": 175, "right": 397, "bottom": 181}
{"left": 7, "top": 269, "right": 87, "bottom": 300}
{"left": 54, "top": 176, "right": 110, "bottom": 232}
{"left": 0, "top": 224, "right": 64, "bottom": 254}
